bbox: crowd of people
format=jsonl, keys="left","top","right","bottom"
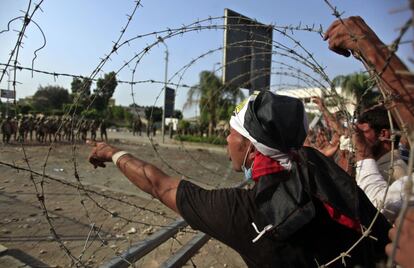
{"left": 86, "top": 16, "right": 414, "bottom": 267}
{"left": 0, "top": 115, "right": 108, "bottom": 144}
{"left": 0, "top": 15, "right": 410, "bottom": 267}
{"left": 306, "top": 100, "right": 412, "bottom": 222}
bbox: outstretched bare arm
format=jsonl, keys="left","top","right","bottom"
{"left": 324, "top": 16, "right": 414, "bottom": 139}
{"left": 87, "top": 141, "right": 181, "bottom": 214}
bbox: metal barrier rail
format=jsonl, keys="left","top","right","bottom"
{"left": 100, "top": 181, "right": 248, "bottom": 268}
{"left": 160, "top": 233, "right": 210, "bottom": 268}
{"left": 100, "top": 219, "right": 188, "bottom": 268}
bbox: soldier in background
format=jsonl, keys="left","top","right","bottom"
{"left": 11, "top": 117, "right": 18, "bottom": 141}
{"left": 90, "top": 119, "right": 98, "bottom": 141}
{"left": 27, "top": 115, "right": 35, "bottom": 142}
{"left": 17, "top": 116, "right": 28, "bottom": 143}
{"left": 80, "top": 119, "right": 89, "bottom": 141}
{"left": 132, "top": 116, "right": 142, "bottom": 136}
{"left": 36, "top": 117, "right": 46, "bottom": 143}
{"left": 152, "top": 123, "right": 157, "bottom": 137}
{"left": 44, "top": 116, "right": 53, "bottom": 143}
{"left": 1, "top": 116, "right": 12, "bottom": 144}
{"left": 63, "top": 117, "right": 74, "bottom": 142}
{"left": 52, "top": 116, "right": 62, "bottom": 142}
{"left": 100, "top": 119, "right": 108, "bottom": 142}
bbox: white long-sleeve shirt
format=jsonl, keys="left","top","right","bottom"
{"left": 355, "top": 158, "right": 413, "bottom": 223}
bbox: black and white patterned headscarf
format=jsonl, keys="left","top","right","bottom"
{"left": 230, "top": 91, "right": 308, "bottom": 169}
{"left": 229, "top": 91, "right": 390, "bottom": 253}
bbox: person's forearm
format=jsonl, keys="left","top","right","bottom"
{"left": 359, "top": 39, "right": 414, "bottom": 137}
{"left": 88, "top": 141, "right": 181, "bottom": 213}
{"left": 116, "top": 154, "right": 168, "bottom": 197}
{"left": 321, "top": 107, "right": 343, "bottom": 135}
{"left": 113, "top": 154, "right": 180, "bottom": 213}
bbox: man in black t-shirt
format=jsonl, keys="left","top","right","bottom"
{"left": 87, "top": 17, "right": 398, "bottom": 267}
{"left": 87, "top": 91, "right": 390, "bottom": 267}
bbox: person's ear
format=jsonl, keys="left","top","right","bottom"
{"left": 247, "top": 144, "right": 256, "bottom": 161}
{"left": 378, "top": 129, "right": 391, "bottom": 141}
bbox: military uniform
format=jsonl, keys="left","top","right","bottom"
{"left": 1, "top": 117, "right": 12, "bottom": 143}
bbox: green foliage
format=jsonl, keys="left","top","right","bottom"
{"left": 144, "top": 106, "right": 162, "bottom": 122}
{"left": 333, "top": 72, "right": 380, "bottom": 111}
{"left": 174, "top": 134, "right": 227, "bottom": 145}
{"left": 185, "top": 71, "right": 244, "bottom": 136}
{"left": 18, "top": 103, "right": 33, "bottom": 115}
{"left": 71, "top": 77, "right": 92, "bottom": 111}
{"left": 178, "top": 119, "right": 190, "bottom": 131}
{"left": 111, "top": 106, "right": 125, "bottom": 120}
{"left": 217, "top": 99, "right": 236, "bottom": 120}
{"left": 103, "top": 105, "right": 134, "bottom": 127}
{"left": 81, "top": 109, "right": 99, "bottom": 119}
{"left": 62, "top": 103, "right": 75, "bottom": 114}
{"left": 71, "top": 77, "right": 92, "bottom": 96}
{"left": 92, "top": 71, "right": 118, "bottom": 111}
{"left": 0, "top": 102, "right": 17, "bottom": 116}
{"left": 51, "top": 109, "right": 64, "bottom": 116}
{"left": 91, "top": 94, "right": 107, "bottom": 111}
{"left": 32, "top": 85, "right": 71, "bottom": 113}
{"left": 173, "top": 109, "right": 183, "bottom": 119}
{"left": 124, "top": 109, "right": 133, "bottom": 123}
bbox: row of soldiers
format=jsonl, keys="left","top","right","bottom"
{"left": 0, "top": 115, "right": 108, "bottom": 144}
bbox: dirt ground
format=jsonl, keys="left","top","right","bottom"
{"left": 0, "top": 132, "right": 247, "bottom": 267}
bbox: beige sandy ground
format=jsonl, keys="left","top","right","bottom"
{"left": 0, "top": 132, "right": 247, "bottom": 267}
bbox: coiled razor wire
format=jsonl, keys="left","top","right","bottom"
{"left": 0, "top": 0, "right": 413, "bottom": 267}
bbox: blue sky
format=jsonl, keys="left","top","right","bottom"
{"left": 0, "top": 0, "right": 411, "bottom": 117}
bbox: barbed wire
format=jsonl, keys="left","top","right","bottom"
{"left": 1, "top": 0, "right": 413, "bottom": 266}
{"left": 321, "top": 1, "right": 413, "bottom": 267}
{"left": 0, "top": 1, "right": 200, "bottom": 266}
{"left": 0, "top": 0, "right": 45, "bottom": 85}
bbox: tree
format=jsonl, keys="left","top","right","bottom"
{"left": 18, "top": 103, "right": 33, "bottom": 115}
{"left": 32, "top": 85, "right": 71, "bottom": 113}
{"left": 71, "top": 77, "right": 92, "bottom": 112}
{"left": 173, "top": 110, "right": 183, "bottom": 119}
{"left": 124, "top": 108, "right": 133, "bottom": 123}
{"left": 185, "top": 71, "right": 244, "bottom": 136}
{"left": 111, "top": 106, "right": 125, "bottom": 121}
{"left": 333, "top": 72, "right": 380, "bottom": 111}
{"left": 178, "top": 119, "right": 190, "bottom": 135}
{"left": 81, "top": 108, "right": 99, "bottom": 119}
{"left": 92, "top": 71, "right": 118, "bottom": 111}
{"left": 71, "top": 77, "right": 92, "bottom": 96}
{"left": 144, "top": 106, "right": 162, "bottom": 122}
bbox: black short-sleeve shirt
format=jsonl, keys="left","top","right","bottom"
{"left": 176, "top": 180, "right": 386, "bottom": 268}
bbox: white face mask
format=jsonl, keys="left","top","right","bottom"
{"left": 241, "top": 143, "right": 253, "bottom": 181}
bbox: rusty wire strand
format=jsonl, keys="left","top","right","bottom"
{"left": 322, "top": 1, "right": 413, "bottom": 267}
{"left": 2, "top": 0, "right": 413, "bottom": 266}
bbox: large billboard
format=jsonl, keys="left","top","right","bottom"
{"left": 164, "top": 87, "right": 175, "bottom": 118}
{"left": 223, "top": 9, "right": 273, "bottom": 93}
{"left": 0, "top": 89, "right": 15, "bottom": 99}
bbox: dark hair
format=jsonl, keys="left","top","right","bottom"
{"left": 358, "top": 106, "right": 400, "bottom": 145}
{"left": 358, "top": 106, "right": 399, "bottom": 133}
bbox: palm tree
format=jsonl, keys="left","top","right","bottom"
{"left": 185, "top": 71, "right": 244, "bottom": 136}
{"left": 333, "top": 72, "right": 380, "bottom": 112}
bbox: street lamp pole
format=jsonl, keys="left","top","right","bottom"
{"left": 160, "top": 39, "right": 169, "bottom": 143}
{"left": 6, "top": 69, "right": 11, "bottom": 117}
